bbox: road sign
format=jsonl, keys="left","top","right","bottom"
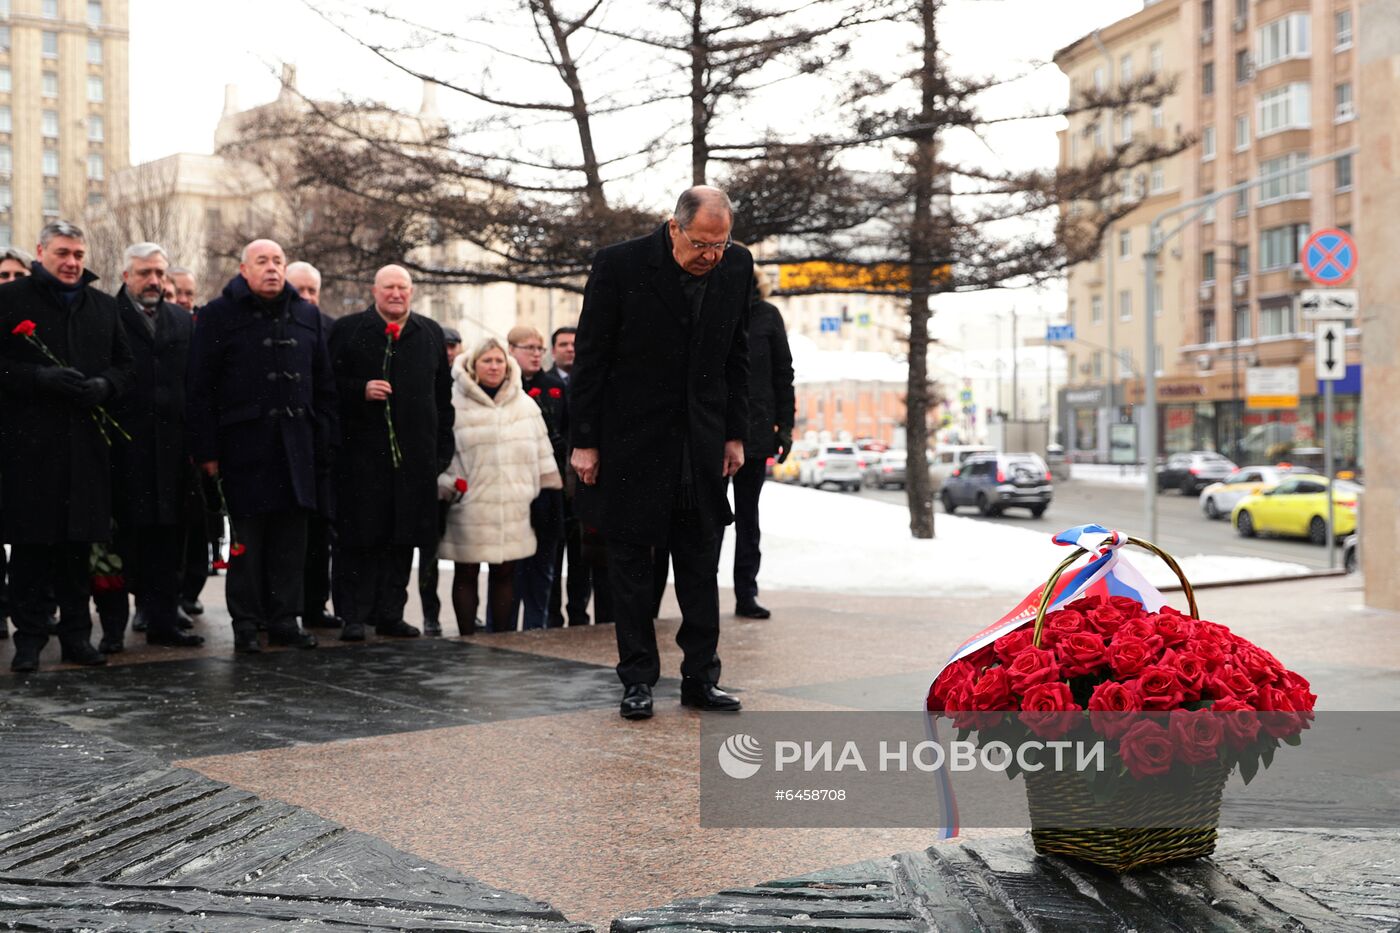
{"left": 1315, "top": 320, "right": 1345, "bottom": 381}
{"left": 1299, "top": 289, "right": 1358, "bottom": 321}
{"left": 1301, "top": 228, "right": 1358, "bottom": 286}
{"left": 1045, "top": 324, "right": 1076, "bottom": 342}
{"left": 1246, "top": 366, "right": 1299, "bottom": 410}
{"left": 819, "top": 316, "right": 841, "bottom": 333}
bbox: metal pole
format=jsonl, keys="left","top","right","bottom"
{"left": 1325, "top": 377, "right": 1336, "bottom": 567}
{"left": 1143, "top": 225, "right": 1159, "bottom": 543}
{"left": 1011, "top": 307, "right": 1019, "bottom": 420}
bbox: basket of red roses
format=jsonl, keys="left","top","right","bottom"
{"left": 927, "top": 531, "right": 1316, "bottom": 873}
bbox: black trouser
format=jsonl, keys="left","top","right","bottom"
{"left": 179, "top": 470, "right": 210, "bottom": 603}
{"left": 0, "top": 543, "right": 8, "bottom": 624}
{"left": 548, "top": 529, "right": 567, "bottom": 627}
{"left": 730, "top": 453, "right": 767, "bottom": 605}
{"left": 7, "top": 542, "right": 93, "bottom": 656}
{"left": 418, "top": 546, "right": 440, "bottom": 625}
{"left": 565, "top": 513, "right": 610, "bottom": 625}
{"left": 226, "top": 509, "right": 308, "bottom": 638}
{"left": 609, "top": 510, "right": 721, "bottom": 687}
{"left": 303, "top": 514, "right": 333, "bottom": 621}
{"left": 335, "top": 544, "right": 414, "bottom": 629}
{"left": 120, "top": 523, "right": 184, "bottom": 637}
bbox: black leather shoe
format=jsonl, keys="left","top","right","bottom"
{"left": 423, "top": 619, "right": 442, "bottom": 637}
{"left": 304, "top": 611, "right": 342, "bottom": 629}
{"left": 269, "top": 627, "right": 317, "bottom": 649}
{"left": 620, "top": 684, "right": 654, "bottom": 720}
{"left": 99, "top": 637, "right": 125, "bottom": 654}
{"left": 735, "top": 602, "right": 771, "bottom": 620}
{"left": 234, "top": 632, "right": 262, "bottom": 654}
{"left": 10, "top": 646, "right": 39, "bottom": 673}
{"left": 131, "top": 609, "right": 148, "bottom": 633}
{"left": 680, "top": 681, "right": 742, "bottom": 712}
{"left": 340, "top": 621, "right": 366, "bottom": 642}
{"left": 175, "top": 606, "right": 195, "bottom": 630}
{"left": 60, "top": 642, "right": 108, "bottom": 667}
{"left": 180, "top": 598, "right": 204, "bottom": 616}
{"left": 375, "top": 620, "right": 421, "bottom": 638}
{"left": 148, "top": 629, "right": 205, "bottom": 647}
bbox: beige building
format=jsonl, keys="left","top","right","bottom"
{"left": 0, "top": 0, "right": 128, "bottom": 250}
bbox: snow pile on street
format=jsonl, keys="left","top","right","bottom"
{"left": 722, "top": 482, "right": 1311, "bottom": 598}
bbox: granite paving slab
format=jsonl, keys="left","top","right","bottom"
{"left": 0, "top": 719, "right": 591, "bottom": 931}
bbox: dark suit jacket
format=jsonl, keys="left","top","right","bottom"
{"left": 569, "top": 223, "right": 751, "bottom": 545}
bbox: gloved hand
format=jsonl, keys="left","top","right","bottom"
{"left": 35, "top": 366, "right": 86, "bottom": 400}
{"left": 437, "top": 473, "right": 466, "bottom": 504}
{"left": 73, "top": 376, "right": 111, "bottom": 410}
{"left": 774, "top": 429, "right": 794, "bottom": 464}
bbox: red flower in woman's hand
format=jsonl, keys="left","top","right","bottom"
{"left": 548, "top": 387, "right": 562, "bottom": 398}
{"left": 212, "top": 559, "right": 229, "bottom": 570}
{"left": 385, "top": 322, "right": 402, "bottom": 341}
{"left": 229, "top": 543, "right": 247, "bottom": 557}
{"left": 12, "top": 320, "right": 36, "bottom": 337}
{"left": 528, "top": 387, "right": 543, "bottom": 398}
{"left": 454, "top": 478, "right": 468, "bottom": 493}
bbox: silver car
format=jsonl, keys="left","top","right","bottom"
{"left": 862, "top": 451, "right": 907, "bottom": 490}
{"left": 800, "top": 444, "right": 863, "bottom": 491}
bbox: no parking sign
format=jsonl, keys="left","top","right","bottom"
{"left": 1301, "top": 228, "right": 1358, "bottom": 286}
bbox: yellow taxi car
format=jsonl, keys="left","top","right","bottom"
{"left": 770, "top": 441, "right": 814, "bottom": 484}
{"left": 1232, "top": 474, "right": 1360, "bottom": 544}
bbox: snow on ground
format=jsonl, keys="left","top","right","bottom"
{"left": 1070, "top": 463, "right": 1149, "bottom": 486}
{"left": 721, "top": 482, "right": 1311, "bottom": 599}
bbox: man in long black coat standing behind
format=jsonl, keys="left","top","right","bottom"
{"left": 186, "top": 239, "right": 335, "bottom": 653}
{"left": 328, "top": 264, "right": 453, "bottom": 642}
{"left": 570, "top": 186, "right": 750, "bottom": 720}
{"left": 0, "top": 220, "right": 135, "bottom": 672}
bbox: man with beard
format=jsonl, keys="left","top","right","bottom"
{"left": 328, "top": 265, "right": 453, "bottom": 642}
{"left": 0, "top": 221, "right": 135, "bottom": 672}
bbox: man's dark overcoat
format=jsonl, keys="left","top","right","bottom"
{"left": 569, "top": 224, "right": 751, "bottom": 546}
{"left": 743, "top": 295, "right": 795, "bottom": 461}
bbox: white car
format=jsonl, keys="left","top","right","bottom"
{"left": 929, "top": 444, "right": 995, "bottom": 490}
{"left": 799, "top": 443, "right": 862, "bottom": 491}
{"left": 1198, "top": 465, "right": 1308, "bottom": 520}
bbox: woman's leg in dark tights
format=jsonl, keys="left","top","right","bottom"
{"left": 487, "top": 562, "right": 516, "bottom": 632}
{"left": 451, "top": 562, "right": 479, "bottom": 636}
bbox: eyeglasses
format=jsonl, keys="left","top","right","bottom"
{"left": 511, "top": 344, "right": 545, "bottom": 353}
{"left": 677, "top": 225, "right": 732, "bottom": 255}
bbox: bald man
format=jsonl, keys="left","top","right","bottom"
{"left": 327, "top": 264, "right": 453, "bottom": 642}
{"left": 186, "top": 238, "right": 336, "bottom": 653}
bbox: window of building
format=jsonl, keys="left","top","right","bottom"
{"left": 1092, "top": 351, "right": 1104, "bottom": 379}
{"left": 1119, "top": 289, "right": 1132, "bottom": 322}
{"left": 0, "top": 184, "right": 10, "bottom": 211}
{"left": 1259, "top": 223, "right": 1310, "bottom": 271}
{"left": 1259, "top": 152, "right": 1309, "bottom": 203}
{"left": 0, "top": 106, "right": 9, "bottom": 134}
{"left": 1067, "top": 299, "right": 1076, "bottom": 326}
{"left": 1091, "top": 295, "right": 1104, "bottom": 324}
{"left": 0, "top": 25, "right": 9, "bottom": 50}
{"left": 1234, "top": 304, "right": 1251, "bottom": 340}
{"left": 1119, "top": 229, "right": 1131, "bottom": 259}
{"left": 1203, "top": 61, "right": 1215, "bottom": 95}
{"left": 87, "top": 37, "right": 102, "bottom": 64}
{"left": 0, "top": 0, "right": 8, "bottom": 18}
{"left": 1203, "top": 251, "right": 1217, "bottom": 283}
{"left": 1151, "top": 102, "right": 1164, "bottom": 128}
{"left": 1259, "top": 301, "right": 1295, "bottom": 337}
{"left": 42, "top": 72, "right": 58, "bottom": 97}
{"left": 1234, "top": 114, "right": 1249, "bottom": 150}
{"left": 86, "top": 153, "right": 102, "bottom": 180}
{"left": 1119, "top": 347, "right": 1133, "bottom": 378}
{"left": 1153, "top": 281, "right": 1163, "bottom": 318}
{"left": 88, "top": 114, "right": 103, "bottom": 141}
{"left": 1202, "top": 195, "right": 1216, "bottom": 225}
{"left": 42, "top": 187, "right": 59, "bottom": 214}
{"left": 1335, "top": 82, "right": 1354, "bottom": 121}
{"left": 0, "top": 145, "right": 10, "bottom": 174}
{"left": 1257, "top": 83, "right": 1310, "bottom": 136}
{"left": 1150, "top": 43, "right": 1163, "bottom": 74}
{"left": 87, "top": 0, "right": 101, "bottom": 26}
{"left": 1235, "top": 189, "right": 1248, "bottom": 217}
{"left": 1093, "top": 65, "right": 1106, "bottom": 91}
{"left": 1202, "top": 125, "right": 1216, "bottom": 160}
{"left": 41, "top": 109, "right": 58, "bottom": 137}
{"left": 1234, "top": 0, "right": 1247, "bottom": 21}
{"left": 1150, "top": 162, "right": 1165, "bottom": 193}
{"left": 1203, "top": 0, "right": 1215, "bottom": 26}
{"left": 1119, "top": 110, "right": 1134, "bottom": 143}
{"left": 42, "top": 30, "right": 57, "bottom": 58}
{"left": 1234, "top": 245, "right": 1250, "bottom": 277}
{"left": 1120, "top": 54, "right": 1134, "bottom": 86}
{"left": 1257, "top": 14, "right": 1310, "bottom": 68}
{"left": 42, "top": 0, "right": 57, "bottom": 17}
{"left": 1201, "top": 309, "right": 1217, "bottom": 343}
{"left": 1335, "top": 154, "right": 1353, "bottom": 191}
{"left": 87, "top": 76, "right": 103, "bottom": 102}
{"left": 1335, "top": 9, "right": 1353, "bottom": 49}
{"left": 42, "top": 150, "right": 58, "bottom": 176}
{"left": 0, "top": 69, "right": 8, "bottom": 93}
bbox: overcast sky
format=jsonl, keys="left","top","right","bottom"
{"left": 131, "top": 0, "right": 1143, "bottom": 347}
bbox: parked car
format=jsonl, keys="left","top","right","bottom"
{"left": 1198, "top": 465, "right": 1309, "bottom": 519}
{"left": 940, "top": 452, "right": 1053, "bottom": 517}
{"left": 799, "top": 443, "right": 863, "bottom": 491}
{"left": 1156, "top": 451, "right": 1238, "bottom": 495}
{"left": 929, "top": 444, "right": 995, "bottom": 490}
{"left": 862, "top": 451, "right": 907, "bottom": 490}
{"left": 1231, "top": 475, "right": 1360, "bottom": 544}
{"left": 771, "top": 441, "right": 814, "bottom": 484}
{"left": 1342, "top": 533, "right": 1358, "bottom": 574}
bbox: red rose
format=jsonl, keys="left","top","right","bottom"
{"left": 994, "top": 628, "right": 1034, "bottom": 666}
{"left": 1055, "top": 631, "right": 1109, "bottom": 677}
{"left": 1162, "top": 649, "right": 1207, "bottom": 698}
{"left": 1108, "top": 595, "right": 1146, "bottom": 618}
{"left": 528, "top": 387, "right": 543, "bottom": 398}
{"left": 1168, "top": 708, "right": 1225, "bottom": 765}
{"left": 928, "top": 660, "right": 976, "bottom": 713}
{"left": 1117, "top": 719, "right": 1175, "bottom": 778}
{"left": 548, "top": 387, "right": 562, "bottom": 398}
{"left": 212, "top": 559, "right": 229, "bottom": 570}
{"left": 1193, "top": 636, "right": 1229, "bottom": 669}
{"left": 1117, "top": 617, "right": 1165, "bottom": 654}
{"left": 1020, "top": 682, "right": 1081, "bottom": 740}
{"left": 1211, "top": 696, "right": 1262, "bottom": 749}
{"left": 229, "top": 543, "right": 247, "bottom": 557}
{"left": 1279, "top": 670, "right": 1317, "bottom": 712}
{"left": 385, "top": 322, "right": 402, "bottom": 340}
{"left": 1151, "top": 612, "right": 1196, "bottom": 648}
{"left": 1005, "top": 646, "right": 1061, "bottom": 695}
{"left": 1256, "top": 685, "right": 1310, "bottom": 739}
{"left": 12, "top": 319, "right": 36, "bottom": 337}
{"left": 964, "top": 643, "right": 996, "bottom": 672}
{"left": 1037, "top": 608, "right": 1084, "bottom": 647}
{"left": 454, "top": 477, "right": 468, "bottom": 493}
{"left": 1108, "top": 635, "right": 1156, "bottom": 678}
{"left": 1084, "top": 605, "right": 1126, "bottom": 636}
{"left": 969, "top": 667, "right": 1015, "bottom": 711}
{"left": 1087, "top": 680, "right": 1141, "bottom": 739}
{"left": 1206, "top": 664, "right": 1257, "bottom": 703}
{"left": 1134, "top": 664, "right": 1185, "bottom": 710}
{"left": 1235, "top": 643, "right": 1285, "bottom": 685}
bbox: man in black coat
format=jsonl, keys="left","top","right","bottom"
{"left": 186, "top": 239, "right": 335, "bottom": 653}
{"left": 729, "top": 275, "right": 795, "bottom": 619}
{"left": 508, "top": 324, "right": 567, "bottom": 630}
{"left": 0, "top": 220, "right": 135, "bottom": 672}
{"left": 570, "top": 186, "right": 750, "bottom": 720}
{"left": 328, "top": 265, "right": 453, "bottom": 642}
{"left": 105, "top": 243, "right": 205, "bottom": 651}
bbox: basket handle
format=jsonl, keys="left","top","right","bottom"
{"left": 1031, "top": 536, "right": 1198, "bottom": 648}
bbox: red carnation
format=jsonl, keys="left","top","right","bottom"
{"left": 385, "top": 322, "right": 402, "bottom": 341}
{"left": 229, "top": 543, "right": 247, "bottom": 557}
{"left": 1019, "top": 682, "right": 1081, "bottom": 740}
{"left": 1087, "top": 680, "right": 1141, "bottom": 739}
{"left": 1169, "top": 708, "right": 1225, "bottom": 765}
{"left": 11, "top": 319, "right": 36, "bottom": 337}
{"left": 1118, "top": 719, "right": 1175, "bottom": 778}
{"left": 1133, "top": 664, "right": 1186, "bottom": 710}
{"left": 212, "top": 559, "right": 229, "bottom": 570}
{"left": 454, "top": 477, "right": 468, "bottom": 493}
{"left": 548, "top": 387, "right": 562, "bottom": 398}
{"left": 1005, "top": 645, "right": 1061, "bottom": 695}
{"left": 1056, "top": 631, "right": 1109, "bottom": 677}
{"left": 1211, "top": 696, "right": 1262, "bottom": 749}
{"left": 528, "top": 387, "right": 543, "bottom": 398}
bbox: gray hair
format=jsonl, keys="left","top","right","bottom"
{"left": 168, "top": 265, "right": 194, "bottom": 279}
{"left": 123, "top": 242, "right": 168, "bottom": 270}
{"left": 286, "top": 261, "right": 322, "bottom": 286}
{"left": 674, "top": 186, "right": 733, "bottom": 228}
{"left": 38, "top": 221, "right": 86, "bottom": 248}
{"left": 1, "top": 246, "right": 34, "bottom": 266}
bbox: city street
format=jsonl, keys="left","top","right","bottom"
{"left": 846, "top": 476, "right": 1339, "bottom": 573}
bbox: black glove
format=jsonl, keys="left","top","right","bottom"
{"left": 34, "top": 366, "right": 87, "bottom": 400}
{"left": 73, "top": 376, "right": 111, "bottom": 410}
{"left": 775, "top": 429, "right": 794, "bottom": 464}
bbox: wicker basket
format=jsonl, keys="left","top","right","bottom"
{"left": 1023, "top": 535, "right": 1226, "bottom": 872}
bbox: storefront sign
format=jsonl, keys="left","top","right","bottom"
{"left": 1065, "top": 388, "right": 1104, "bottom": 406}
{"left": 1158, "top": 383, "right": 1205, "bottom": 398}
{"left": 1246, "top": 367, "right": 1300, "bottom": 410}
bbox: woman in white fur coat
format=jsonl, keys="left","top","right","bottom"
{"left": 438, "top": 337, "right": 562, "bottom": 634}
